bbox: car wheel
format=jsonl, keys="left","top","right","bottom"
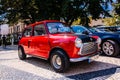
{"left": 50, "top": 50, "right": 69, "bottom": 73}
{"left": 18, "top": 47, "right": 26, "bottom": 60}
{"left": 102, "top": 40, "right": 120, "bottom": 56}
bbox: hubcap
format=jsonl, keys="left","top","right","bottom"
{"left": 102, "top": 42, "right": 114, "bottom": 55}
{"left": 52, "top": 55, "right": 62, "bottom": 69}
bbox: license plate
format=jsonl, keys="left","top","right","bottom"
{"left": 88, "top": 55, "right": 99, "bottom": 63}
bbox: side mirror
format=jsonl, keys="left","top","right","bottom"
{"left": 82, "top": 31, "right": 89, "bottom": 35}
{"left": 18, "top": 34, "right": 22, "bottom": 40}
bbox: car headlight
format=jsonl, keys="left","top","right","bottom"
{"left": 96, "top": 37, "right": 101, "bottom": 45}
{"left": 91, "top": 36, "right": 101, "bottom": 45}
{"left": 75, "top": 38, "right": 82, "bottom": 48}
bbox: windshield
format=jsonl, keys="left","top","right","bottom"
{"left": 104, "top": 26, "right": 120, "bottom": 32}
{"left": 71, "top": 26, "right": 91, "bottom": 34}
{"left": 117, "top": 27, "right": 120, "bottom": 32}
{"left": 90, "top": 26, "right": 120, "bottom": 33}
{"left": 89, "top": 28, "right": 103, "bottom": 32}
{"left": 47, "top": 22, "right": 72, "bottom": 34}
{"left": 90, "top": 28, "right": 112, "bottom": 32}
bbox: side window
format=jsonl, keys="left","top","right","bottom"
{"left": 23, "top": 27, "right": 32, "bottom": 37}
{"left": 34, "top": 24, "right": 46, "bottom": 36}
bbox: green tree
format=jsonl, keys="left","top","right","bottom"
{"left": 112, "top": 0, "right": 120, "bottom": 25}
{"left": 115, "top": 0, "right": 120, "bottom": 15}
{"left": 0, "top": 0, "right": 113, "bottom": 26}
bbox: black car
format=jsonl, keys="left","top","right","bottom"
{"left": 71, "top": 25, "right": 120, "bottom": 56}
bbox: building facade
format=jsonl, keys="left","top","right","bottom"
{"left": 89, "top": 19, "right": 105, "bottom": 27}
{"left": 9, "top": 22, "right": 27, "bottom": 44}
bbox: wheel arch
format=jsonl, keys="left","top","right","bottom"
{"left": 48, "top": 47, "right": 69, "bottom": 61}
{"left": 101, "top": 38, "right": 120, "bottom": 47}
{"left": 101, "top": 38, "right": 120, "bottom": 56}
{"left": 18, "top": 45, "right": 23, "bottom": 49}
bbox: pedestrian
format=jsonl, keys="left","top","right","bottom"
{"left": 2, "top": 35, "right": 6, "bottom": 48}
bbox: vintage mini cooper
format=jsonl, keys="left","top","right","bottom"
{"left": 18, "top": 20, "right": 100, "bottom": 72}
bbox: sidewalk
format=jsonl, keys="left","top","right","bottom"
{"left": 0, "top": 45, "right": 18, "bottom": 51}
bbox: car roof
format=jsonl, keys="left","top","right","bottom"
{"left": 26, "top": 20, "right": 61, "bottom": 28}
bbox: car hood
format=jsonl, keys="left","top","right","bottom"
{"left": 75, "top": 34, "right": 96, "bottom": 43}
{"left": 50, "top": 33, "right": 95, "bottom": 43}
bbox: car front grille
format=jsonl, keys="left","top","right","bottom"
{"left": 79, "top": 42, "right": 98, "bottom": 55}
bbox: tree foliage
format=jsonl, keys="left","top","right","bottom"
{"left": 115, "top": 0, "right": 120, "bottom": 15}
{"left": 111, "top": 0, "right": 120, "bottom": 26}
{"left": 103, "top": 17, "right": 116, "bottom": 26}
{"left": 0, "top": 0, "right": 113, "bottom": 26}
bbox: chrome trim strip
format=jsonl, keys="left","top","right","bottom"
{"left": 70, "top": 53, "right": 99, "bottom": 62}
{"left": 27, "top": 54, "right": 47, "bottom": 60}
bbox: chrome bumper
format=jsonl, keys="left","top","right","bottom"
{"left": 70, "top": 53, "right": 99, "bottom": 62}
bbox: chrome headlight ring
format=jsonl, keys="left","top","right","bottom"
{"left": 75, "top": 38, "right": 82, "bottom": 48}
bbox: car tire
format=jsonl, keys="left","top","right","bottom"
{"left": 18, "top": 47, "right": 26, "bottom": 60}
{"left": 102, "top": 40, "right": 120, "bottom": 56}
{"left": 50, "top": 50, "right": 69, "bottom": 73}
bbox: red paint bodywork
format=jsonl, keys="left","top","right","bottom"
{"left": 19, "top": 20, "right": 98, "bottom": 60}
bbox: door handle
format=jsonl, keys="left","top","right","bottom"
{"left": 28, "top": 40, "right": 32, "bottom": 48}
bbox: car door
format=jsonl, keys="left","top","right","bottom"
{"left": 32, "top": 24, "right": 50, "bottom": 58}
{"left": 22, "top": 27, "right": 33, "bottom": 54}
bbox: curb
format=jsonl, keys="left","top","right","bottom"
{"left": 0, "top": 45, "right": 18, "bottom": 51}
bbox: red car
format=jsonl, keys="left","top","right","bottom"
{"left": 18, "top": 20, "right": 100, "bottom": 72}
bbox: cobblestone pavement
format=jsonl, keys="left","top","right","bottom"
{"left": 0, "top": 45, "right": 120, "bottom": 80}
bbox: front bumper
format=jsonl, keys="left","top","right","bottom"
{"left": 70, "top": 53, "right": 100, "bottom": 62}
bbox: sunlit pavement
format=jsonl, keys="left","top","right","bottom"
{"left": 0, "top": 45, "right": 120, "bottom": 80}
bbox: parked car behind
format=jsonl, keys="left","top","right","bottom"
{"left": 71, "top": 25, "right": 120, "bottom": 57}
{"left": 95, "top": 26, "right": 120, "bottom": 32}
{"left": 18, "top": 20, "right": 100, "bottom": 73}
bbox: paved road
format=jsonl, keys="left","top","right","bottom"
{"left": 0, "top": 45, "right": 120, "bottom": 80}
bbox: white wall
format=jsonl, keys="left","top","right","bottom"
{"left": 0, "top": 24, "right": 9, "bottom": 36}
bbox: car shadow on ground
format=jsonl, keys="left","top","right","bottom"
{"left": 23, "top": 56, "right": 120, "bottom": 80}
